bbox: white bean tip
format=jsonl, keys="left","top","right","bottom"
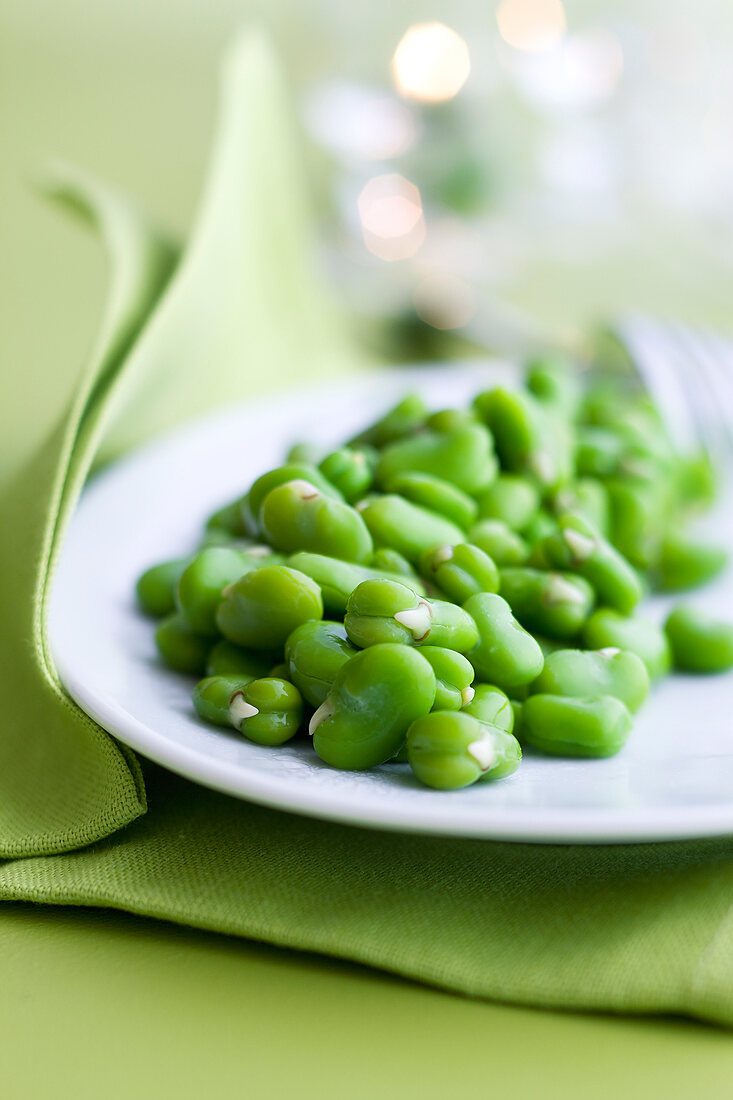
{"left": 229, "top": 692, "right": 260, "bottom": 728}
{"left": 432, "top": 545, "right": 454, "bottom": 567}
{"left": 285, "top": 479, "right": 321, "bottom": 501}
{"left": 308, "top": 698, "right": 335, "bottom": 736}
{"left": 394, "top": 600, "right": 433, "bottom": 641}
{"left": 562, "top": 527, "right": 596, "bottom": 562}
{"left": 467, "top": 735, "right": 496, "bottom": 772}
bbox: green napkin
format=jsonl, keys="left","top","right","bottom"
{"left": 2, "top": 29, "right": 733, "bottom": 1029}
{"left": 0, "top": 30, "right": 357, "bottom": 857}
{"left": 3, "top": 764, "right": 733, "bottom": 1027}
{"left": 0, "top": 169, "right": 175, "bottom": 855}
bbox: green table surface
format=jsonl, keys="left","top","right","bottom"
{"left": 3, "top": 5, "right": 733, "bottom": 1096}
{"left": 4, "top": 903, "right": 733, "bottom": 1100}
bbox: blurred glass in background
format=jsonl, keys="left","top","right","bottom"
{"left": 296, "top": 0, "right": 733, "bottom": 358}
{"left": 3, "top": 0, "right": 733, "bottom": 470}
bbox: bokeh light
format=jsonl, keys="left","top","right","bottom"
{"left": 358, "top": 174, "right": 426, "bottom": 261}
{"left": 392, "top": 23, "right": 471, "bottom": 103}
{"left": 299, "top": 0, "right": 733, "bottom": 351}
{"left": 508, "top": 28, "right": 624, "bottom": 109}
{"left": 305, "top": 82, "right": 418, "bottom": 160}
{"left": 540, "top": 124, "right": 620, "bottom": 193}
{"left": 496, "top": 0, "right": 567, "bottom": 53}
{"left": 413, "top": 272, "right": 476, "bottom": 329}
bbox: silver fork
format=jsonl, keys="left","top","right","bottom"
{"left": 612, "top": 314, "right": 733, "bottom": 471}
{"left": 464, "top": 303, "right": 733, "bottom": 470}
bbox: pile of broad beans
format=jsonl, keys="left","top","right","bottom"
{"left": 137, "top": 357, "right": 733, "bottom": 790}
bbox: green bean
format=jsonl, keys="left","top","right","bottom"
{"left": 284, "top": 620, "right": 358, "bottom": 707}
{"left": 357, "top": 494, "right": 463, "bottom": 563}
{"left": 522, "top": 511, "right": 558, "bottom": 550}
{"left": 136, "top": 558, "right": 190, "bottom": 618}
{"left": 473, "top": 387, "right": 534, "bottom": 469}
{"left": 461, "top": 683, "right": 514, "bottom": 732}
{"left": 469, "top": 519, "right": 530, "bottom": 566}
{"left": 348, "top": 393, "right": 427, "bottom": 449}
{"left": 538, "top": 514, "right": 642, "bottom": 614}
{"left": 193, "top": 675, "right": 253, "bottom": 727}
{"left": 426, "top": 408, "right": 479, "bottom": 433}
{"left": 205, "top": 499, "right": 249, "bottom": 537}
{"left": 310, "top": 644, "right": 436, "bottom": 769}
{"left": 376, "top": 423, "right": 497, "bottom": 495}
{"left": 419, "top": 543, "right": 499, "bottom": 604}
{"left": 473, "top": 387, "right": 572, "bottom": 488}
{"left": 318, "top": 446, "right": 377, "bottom": 502}
{"left": 406, "top": 711, "right": 521, "bottom": 789}
{"left": 229, "top": 678, "right": 304, "bottom": 745}
{"left": 247, "top": 464, "right": 344, "bottom": 529}
{"left": 143, "top": 353, "right": 733, "bottom": 791}
{"left": 155, "top": 614, "right": 211, "bottom": 675}
{"left": 369, "top": 547, "right": 420, "bottom": 579}
{"left": 198, "top": 530, "right": 274, "bottom": 552}
{"left": 476, "top": 474, "right": 540, "bottom": 531}
{"left": 287, "top": 550, "right": 423, "bottom": 614}
{"left": 210, "top": 477, "right": 311, "bottom": 543}
{"left": 509, "top": 699, "right": 524, "bottom": 740}
{"left": 479, "top": 726, "right": 523, "bottom": 780}
{"left": 216, "top": 564, "right": 323, "bottom": 650}
{"left": 579, "top": 374, "right": 632, "bottom": 426}
{"left": 574, "top": 426, "right": 625, "bottom": 479}
{"left": 261, "top": 479, "right": 373, "bottom": 563}
{"left": 175, "top": 547, "right": 252, "bottom": 636}
{"left": 522, "top": 694, "right": 632, "bottom": 757}
{"left": 675, "top": 452, "right": 716, "bottom": 513}
{"left": 605, "top": 476, "right": 668, "bottom": 570}
{"left": 525, "top": 354, "right": 581, "bottom": 413}
{"left": 344, "top": 579, "right": 479, "bottom": 652}
{"left": 383, "top": 471, "right": 478, "bottom": 530}
{"left": 652, "top": 533, "right": 728, "bottom": 592}
{"left": 581, "top": 609, "right": 671, "bottom": 681}
{"left": 664, "top": 606, "right": 733, "bottom": 673}
{"left": 531, "top": 647, "right": 649, "bottom": 712}
{"left": 614, "top": 399, "right": 676, "bottom": 467}
{"left": 206, "top": 640, "right": 273, "bottom": 679}
{"left": 419, "top": 646, "right": 476, "bottom": 710}
{"left": 463, "top": 593, "right": 544, "bottom": 692}
{"left": 499, "top": 567, "right": 595, "bottom": 640}
{"left": 286, "top": 441, "right": 321, "bottom": 465}
{"left": 551, "top": 479, "right": 610, "bottom": 538}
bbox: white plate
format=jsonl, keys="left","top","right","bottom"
{"left": 48, "top": 363, "right": 733, "bottom": 843}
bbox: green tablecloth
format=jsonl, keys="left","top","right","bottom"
{"left": 3, "top": 12, "right": 733, "bottom": 1095}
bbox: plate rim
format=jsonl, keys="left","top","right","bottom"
{"left": 51, "top": 659, "right": 733, "bottom": 843}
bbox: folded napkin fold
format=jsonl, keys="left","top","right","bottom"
{"left": 3, "top": 764, "right": 733, "bottom": 1027}
{"left": 2, "top": 28, "right": 732, "bottom": 1028}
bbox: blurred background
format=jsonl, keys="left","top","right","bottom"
{"left": 3, "top": 0, "right": 733, "bottom": 479}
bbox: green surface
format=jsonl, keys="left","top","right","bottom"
{"left": 3, "top": 6, "right": 733, "bottom": 1096}
{"left": 5, "top": 904, "right": 733, "bottom": 1100}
